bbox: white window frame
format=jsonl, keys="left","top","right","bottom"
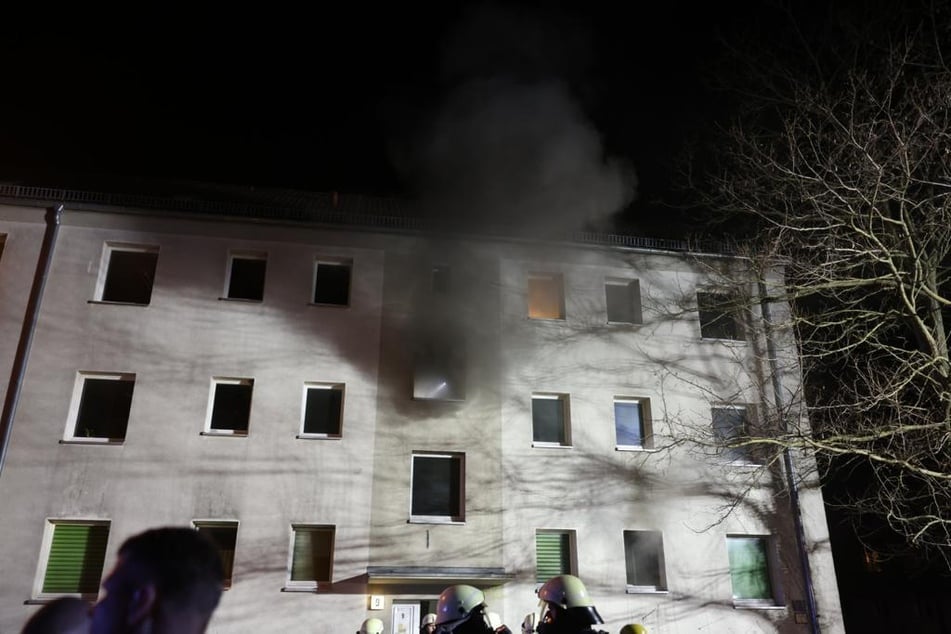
{"left": 311, "top": 257, "right": 353, "bottom": 307}
{"left": 726, "top": 534, "right": 784, "bottom": 608}
{"left": 605, "top": 278, "right": 642, "bottom": 325}
{"left": 32, "top": 518, "right": 110, "bottom": 601}
{"left": 409, "top": 452, "right": 466, "bottom": 524}
{"left": 63, "top": 372, "right": 136, "bottom": 444}
{"left": 614, "top": 397, "right": 652, "bottom": 451}
{"left": 202, "top": 377, "right": 254, "bottom": 437}
{"left": 93, "top": 242, "right": 160, "bottom": 304}
{"left": 527, "top": 272, "right": 565, "bottom": 320}
{"left": 284, "top": 524, "right": 336, "bottom": 592}
{"left": 193, "top": 520, "right": 239, "bottom": 589}
{"left": 623, "top": 530, "right": 667, "bottom": 593}
{"left": 298, "top": 382, "right": 345, "bottom": 439}
{"left": 222, "top": 250, "right": 267, "bottom": 301}
{"left": 531, "top": 393, "right": 572, "bottom": 448}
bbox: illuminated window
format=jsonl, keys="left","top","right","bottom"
{"left": 535, "top": 530, "right": 575, "bottom": 583}
{"left": 532, "top": 393, "right": 570, "bottom": 446}
{"left": 204, "top": 377, "right": 253, "bottom": 436}
{"left": 411, "top": 453, "right": 465, "bottom": 523}
{"left": 313, "top": 259, "right": 351, "bottom": 306}
{"left": 95, "top": 243, "right": 159, "bottom": 305}
{"left": 528, "top": 273, "right": 564, "bottom": 319}
{"left": 64, "top": 372, "right": 135, "bottom": 443}
{"left": 623, "top": 530, "right": 666, "bottom": 592}
{"left": 34, "top": 520, "right": 110, "bottom": 599}
{"left": 224, "top": 251, "right": 266, "bottom": 301}
{"left": 614, "top": 398, "right": 651, "bottom": 449}
{"left": 287, "top": 525, "right": 335, "bottom": 589}
{"left": 726, "top": 535, "right": 780, "bottom": 606}
{"left": 300, "top": 383, "right": 344, "bottom": 438}
{"left": 605, "top": 279, "right": 642, "bottom": 324}
{"left": 698, "top": 292, "right": 743, "bottom": 340}
{"left": 194, "top": 521, "right": 238, "bottom": 589}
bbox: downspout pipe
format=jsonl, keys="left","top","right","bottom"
{"left": 0, "top": 204, "right": 63, "bottom": 477}
{"left": 758, "top": 277, "right": 820, "bottom": 634}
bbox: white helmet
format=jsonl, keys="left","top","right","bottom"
{"left": 422, "top": 614, "right": 438, "bottom": 627}
{"left": 521, "top": 613, "right": 536, "bottom": 634}
{"left": 537, "top": 575, "right": 603, "bottom": 629}
{"left": 360, "top": 618, "right": 385, "bottom": 634}
{"left": 435, "top": 584, "right": 487, "bottom": 626}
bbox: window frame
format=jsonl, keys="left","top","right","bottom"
{"left": 93, "top": 242, "right": 160, "bottom": 305}
{"left": 202, "top": 377, "right": 254, "bottom": 437}
{"left": 531, "top": 393, "right": 572, "bottom": 448}
{"left": 222, "top": 250, "right": 267, "bottom": 302}
{"left": 711, "top": 405, "right": 760, "bottom": 466}
{"left": 413, "top": 334, "right": 467, "bottom": 402}
{"left": 32, "top": 519, "right": 110, "bottom": 601}
{"left": 62, "top": 372, "right": 136, "bottom": 444}
{"left": 534, "top": 529, "right": 577, "bottom": 584}
{"left": 284, "top": 524, "right": 336, "bottom": 591}
{"left": 527, "top": 272, "right": 565, "bottom": 320}
{"left": 605, "top": 278, "right": 642, "bottom": 325}
{"left": 623, "top": 530, "right": 667, "bottom": 593}
{"left": 193, "top": 520, "right": 239, "bottom": 589}
{"left": 726, "top": 534, "right": 783, "bottom": 608}
{"left": 614, "top": 397, "right": 652, "bottom": 451}
{"left": 298, "top": 382, "right": 345, "bottom": 439}
{"left": 311, "top": 257, "right": 352, "bottom": 307}
{"left": 409, "top": 452, "right": 466, "bottom": 524}
{"left": 697, "top": 291, "right": 745, "bottom": 341}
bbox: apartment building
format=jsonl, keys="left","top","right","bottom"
{"left": 0, "top": 186, "right": 844, "bottom": 633}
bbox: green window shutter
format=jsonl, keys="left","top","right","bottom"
{"left": 291, "top": 527, "right": 334, "bottom": 583}
{"left": 727, "top": 537, "right": 773, "bottom": 600}
{"left": 535, "top": 532, "right": 570, "bottom": 583}
{"left": 42, "top": 523, "right": 110, "bottom": 594}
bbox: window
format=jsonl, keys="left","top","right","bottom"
{"left": 204, "top": 378, "right": 254, "bottom": 436}
{"left": 712, "top": 406, "right": 756, "bottom": 464}
{"left": 532, "top": 394, "right": 570, "bottom": 446}
{"left": 535, "top": 530, "right": 575, "bottom": 583}
{"left": 287, "top": 525, "right": 335, "bottom": 589}
{"left": 95, "top": 243, "right": 159, "bottom": 305}
{"left": 64, "top": 372, "right": 135, "bottom": 442}
{"left": 528, "top": 273, "right": 565, "bottom": 319}
{"left": 300, "top": 383, "right": 344, "bottom": 438}
{"left": 614, "top": 398, "right": 651, "bottom": 449}
{"left": 605, "top": 279, "right": 642, "bottom": 324}
{"left": 410, "top": 452, "right": 465, "bottom": 523}
{"left": 194, "top": 521, "right": 238, "bottom": 589}
{"left": 35, "top": 520, "right": 110, "bottom": 599}
{"left": 432, "top": 265, "right": 451, "bottom": 295}
{"left": 726, "top": 535, "right": 779, "bottom": 605}
{"left": 623, "top": 530, "right": 666, "bottom": 592}
{"left": 224, "top": 251, "right": 266, "bottom": 301}
{"left": 313, "top": 259, "right": 351, "bottom": 306}
{"left": 413, "top": 334, "right": 466, "bottom": 401}
{"left": 697, "top": 292, "right": 743, "bottom": 340}
{"left": 0, "top": 234, "right": 6, "bottom": 262}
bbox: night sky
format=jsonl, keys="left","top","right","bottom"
{"left": 1, "top": 3, "right": 801, "bottom": 236}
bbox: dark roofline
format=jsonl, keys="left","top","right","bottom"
{"left": 0, "top": 183, "right": 734, "bottom": 255}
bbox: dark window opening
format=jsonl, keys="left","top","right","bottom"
{"left": 210, "top": 381, "right": 253, "bottom": 434}
{"left": 411, "top": 454, "right": 463, "bottom": 519}
{"left": 532, "top": 395, "right": 568, "bottom": 445}
{"left": 698, "top": 292, "right": 743, "bottom": 340}
{"left": 413, "top": 336, "right": 466, "bottom": 401}
{"left": 606, "top": 279, "right": 642, "bottom": 324}
{"left": 196, "top": 523, "right": 238, "bottom": 588}
{"left": 314, "top": 262, "right": 351, "bottom": 305}
{"left": 291, "top": 526, "right": 335, "bottom": 583}
{"left": 101, "top": 249, "right": 158, "bottom": 304}
{"left": 303, "top": 387, "right": 343, "bottom": 436}
{"left": 227, "top": 256, "right": 266, "bottom": 301}
{"left": 74, "top": 377, "right": 135, "bottom": 440}
{"left": 712, "top": 407, "right": 753, "bottom": 463}
{"left": 624, "top": 530, "right": 664, "bottom": 589}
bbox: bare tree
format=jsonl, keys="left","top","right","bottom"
{"left": 690, "top": 1, "right": 951, "bottom": 563}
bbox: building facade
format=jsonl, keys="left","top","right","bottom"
{"left": 0, "top": 187, "right": 844, "bottom": 633}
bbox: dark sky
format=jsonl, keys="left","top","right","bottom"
{"left": 0, "top": 2, "right": 779, "bottom": 235}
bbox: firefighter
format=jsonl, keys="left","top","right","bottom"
{"left": 434, "top": 584, "right": 510, "bottom": 634}
{"left": 421, "top": 613, "right": 438, "bottom": 634}
{"left": 535, "top": 575, "right": 606, "bottom": 634}
{"left": 359, "top": 618, "right": 385, "bottom": 634}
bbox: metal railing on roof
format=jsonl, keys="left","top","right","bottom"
{"left": 0, "top": 183, "right": 732, "bottom": 254}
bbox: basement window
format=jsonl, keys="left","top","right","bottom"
{"left": 313, "top": 258, "right": 351, "bottom": 306}
{"left": 203, "top": 378, "right": 254, "bottom": 436}
{"left": 224, "top": 251, "right": 267, "bottom": 301}
{"left": 64, "top": 372, "right": 135, "bottom": 443}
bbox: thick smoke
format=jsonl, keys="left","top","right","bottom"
{"left": 395, "top": 5, "right": 637, "bottom": 237}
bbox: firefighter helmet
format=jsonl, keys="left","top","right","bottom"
{"left": 435, "top": 585, "right": 486, "bottom": 626}
{"left": 360, "top": 618, "right": 385, "bottom": 634}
